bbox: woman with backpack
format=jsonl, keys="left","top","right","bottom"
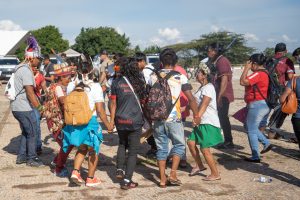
{"left": 188, "top": 63, "right": 223, "bottom": 181}
{"left": 62, "top": 64, "right": 113, "bottom": 187}
{"left": 280, "top": 76, "right": 300, "bottom": 150}
{"left": 240, "top": 53, "right": 273, "bottom": 163}
{"left": 109, "top": 57, "right": 148, "bottom": 190}
{"left": 43, "top": 63, "right": 74, "bottom": 177}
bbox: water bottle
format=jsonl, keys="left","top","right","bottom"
{"left": 253, "top": 176, "right": 272, "bottom": 183}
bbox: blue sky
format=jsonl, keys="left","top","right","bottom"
{"left": 0, "top": 0, "right": 299, "bottom": 52}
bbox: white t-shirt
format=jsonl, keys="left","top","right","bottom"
{"left": 67, "top": 81, "right": 104, "bottom": 116}
{"left": 55, "top": 85, "right": 66, "bottom": 98}
{"left": 194, "top": 83, "right": 220, "bottom": 128}
{"left": 143, "top": 64, "right": 154, "bottom": 84}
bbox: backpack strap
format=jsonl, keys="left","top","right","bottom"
{"left": 123, "top": 76, "right": 143, "bottom": 113}
{"left": 268, "top": 56, "right": 286, "bottom": 74}
{"left": 13, "top": 65, "right": 28, "bottom": 98}
{"left": 164, "top": 70, "right": 181, "bottom": 80}
{"left": 253, "top": 70, "right": 269, "bottom": 100}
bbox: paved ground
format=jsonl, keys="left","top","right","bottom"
{"left": 0, "top": 69, "right": 299, "bottom": 200}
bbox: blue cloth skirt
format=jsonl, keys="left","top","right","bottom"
{"left": 62, "top": 116, "right": 103, "bottom": 154}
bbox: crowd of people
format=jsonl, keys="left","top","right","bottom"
{"left": 7, "top": 36, "right": 300, "bottom": 190}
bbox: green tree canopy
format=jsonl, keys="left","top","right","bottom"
{"left": 15, "top": 25, "right": 69, "bottom": 60}
{"left": 72, "top": 27, "right": 130, "bottom": 57}
{"left": 263, "top": 47, "right": 275, "bottom": 58}
{"left": 143, "top": 45, "right": 161, "bottom": 54}
{"left": 167, "top": 31, "right": 255, "bottom": 65}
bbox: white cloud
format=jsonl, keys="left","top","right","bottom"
{"left": 211, "top": 25, "right": 220, "bottom": 32}
{"left": 158, "top": 28, "right": 180, "bottom": 41}
{"left": 150, "top": 36, "right": 166, "bottom": 46}
{"left": 282, "top": 34, "right": 297, "bottom": 42}
{"left": 115, "top": 26, "right": 124, "bottom": 35}
{"left": 210, "top": 25, "right": 233, "bottom": 33}
{"left": 244, "top": 33, "right": 259, "bottom": 42}
{"left": 267, "top": 38, "right": 275, "bottom": 42}
{"left": 0, "top": 20, "right": 23, "bottom": 31}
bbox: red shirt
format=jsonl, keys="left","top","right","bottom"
{"left": 245, "top": 71, "right": 269, "bottom": 103}
{"left": 174, "top": 65, "right": 190, "bottom": 119}
{"left": 215, "top": 56, "right": 234, "bottom": 103}
{"left": 274, "top": 53, "right": 295, "bottom": 86}
{"left": 34, "top": 72, "right": 45, "bottom": 98}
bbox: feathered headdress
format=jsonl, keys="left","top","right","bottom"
{"left": 25, "top": 35, "right": 42, "bottom": 59}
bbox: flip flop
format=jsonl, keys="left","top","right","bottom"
{"left": 202, "top": 176, "right": 221, "bottom": 181}
{"left": 167, "top": 178, "right": 182, "bottom": 186}
{"left": 189, "top": 167, "right": 207, "bottom": 176}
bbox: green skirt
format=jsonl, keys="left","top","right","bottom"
{"left": 188, "top": 124, "right": 224, "bottom": 148}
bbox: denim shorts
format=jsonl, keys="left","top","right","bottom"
{"left": 153, "top": 120, "right": 185, "bottom": 160}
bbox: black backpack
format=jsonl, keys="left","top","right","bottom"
{"left": 144, "top": 70, "right": 180, "bottom": 121}
{"left": 254, "top": 57, "right": 285, "bottom": 108}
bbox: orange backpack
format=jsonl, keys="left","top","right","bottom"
{"left": 64, "top": 88, "right": 94, "bottom": 126}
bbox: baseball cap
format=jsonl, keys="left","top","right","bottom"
{"left": 275, "top": 43, "right": 287, "bottom": 53}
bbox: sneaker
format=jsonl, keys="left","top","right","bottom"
{"left": 120, "top": 180, "right": 138, "bottom": 190}
{"left": 50, "top": 161, "right": 56, "bottom": 168}
{"left": 36, "top": 147, "right": 43, "bottom": 156}
{"left": 53, "top": 168, "right": 69, "bottom": 178}
{"left": 70, "top": 170, "right": 84, "bottom": 185}
{"left": 86, "top": 177, "right": 102, "bottom": 187}
{"left": 261, "top": 144, "right": 273, "bottom": 154}
{"left": 116, "top": 169, "right": 125, "bottom": 180}
{"left": 217, "top": 142, "right": 235, "bottom": 149}
{"left": 268, "top": 132, "right": 281, "bottom": 140}
{"left": 244, "top": 158, "right": 261, "bottom": 163}
{"left": 16, "top": 156, "right": 27, "bottom": 165}
{"left": 26, "top": 157, "right": 43, "bottom": 167}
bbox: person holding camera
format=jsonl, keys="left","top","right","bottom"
{"left": 240, "top": 54, "right": 273, "bottom": 162}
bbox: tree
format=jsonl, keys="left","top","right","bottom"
{"left": 72, "top": 27, "right": 130, "bottom": 57}
{"left": 263, "top": 47, "right": 275, "bottom": 58}
{"left": 15, "top": 25, "right": 69, "bottom": 60}
{"left": 134, "top": 45, "right": 141, "bottom": 53}
{"left": 143, "top": 45, "right": 161, "bottom": 54}
{"left": 167, "top": 31, "right": 255, "bottom": 64}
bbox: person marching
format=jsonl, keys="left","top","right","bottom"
{"left": 63, "top": 63, "right": 113, "bottom": 187}
{"left": 188, "top": 63, "right": 223, "bottom": 180}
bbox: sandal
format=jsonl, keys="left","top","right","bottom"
{"left": 189, "top": 167, "right": 207, "bottom": 176}
{"left": 167, "top": 177, "right": 182, "bottom": 186}
{"left": 158, "top": 175, "right": 168, "bottom": 188}
{"left": 202, "top": 175, "right": 221, "bottom": 181}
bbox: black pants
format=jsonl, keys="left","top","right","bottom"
{"left": 117, "top": 128, "right": 141, "bottom": 180}
{"left": 147, "top": 135, "right": 157, "bottom": 150}
{"left": 292, "top": 117, "right": 300, "bottom": 150}
{"left": 218, "top": 97, "right": 233, "bottom": 144}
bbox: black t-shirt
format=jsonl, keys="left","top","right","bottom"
{"left": 45, "top": 63, "right": 54, "bottom": 87}
{"left": 111, "top": 77, "right": 144, "bottom": 131}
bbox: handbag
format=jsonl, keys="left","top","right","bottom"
{"left": 123, "top": 76, "right": 152, "bottom": 142}
{"left": 232, "top": 106, "right": 248, "bottom": 124}
{"left": 281, "top": 76, "right": 298, "bottom": 114}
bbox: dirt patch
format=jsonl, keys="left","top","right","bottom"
{"left": 13, "top": 182, "right": 67, "bottom": 189}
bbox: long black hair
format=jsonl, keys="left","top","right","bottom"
{"left": 120, "top": 57, "right": 147, "bottom": 100}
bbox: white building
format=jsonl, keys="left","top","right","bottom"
{"left": 0, "top": 30, "right": 29, "bottom": 56}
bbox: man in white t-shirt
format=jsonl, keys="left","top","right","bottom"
{"left": 149, "top": 48, "right": 200, "bottom": 187}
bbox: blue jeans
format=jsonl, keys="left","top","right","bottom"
{"left": 153, "top": 121, "right": 185, "bottom": 160}
{"left": 12, "top": 110, "right": 37, "bottom": 160}
{"left": 246, "top": 100, "right": 270, "bottom": 160}
{"left": 33, "top": 108, "right": 42, "bottom": 149}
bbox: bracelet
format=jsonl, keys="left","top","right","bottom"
{"left": 36, "top": 104, "right": 43, "bottom": 112}
{"left": 193, "top": 115, "right": 201, "bottom": 118}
